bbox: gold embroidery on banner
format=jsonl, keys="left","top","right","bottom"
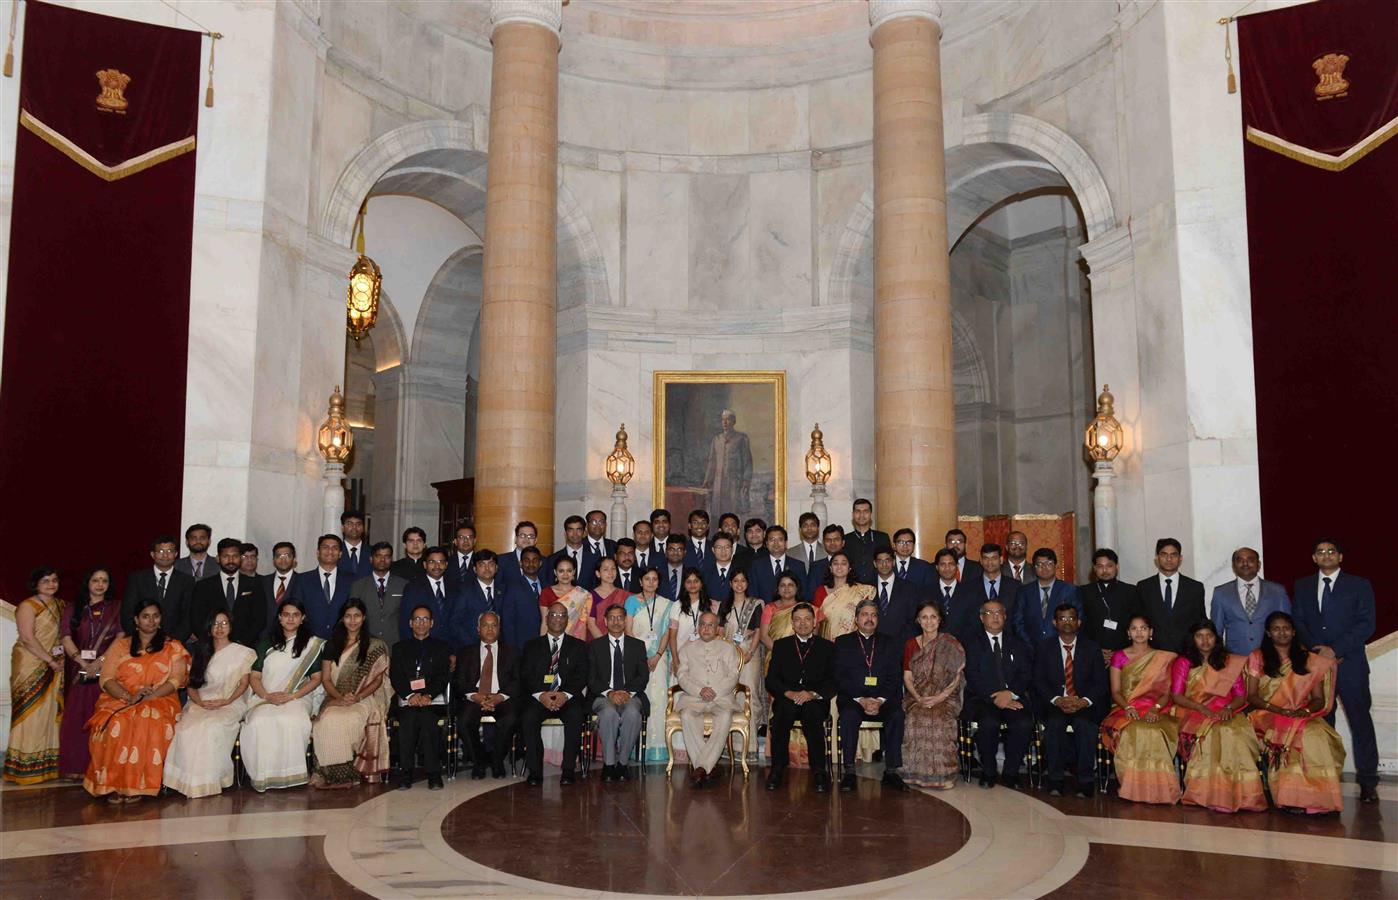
{"left": 19, "top": 110, "right": 195, "bottom": 181}
{"left": 95, "top": 68, "right": 131, "bottom": 114}
{"left": 1312, "top": 53, "right": 1349, "bottom": 100}
{"left": 1244, "top": 116, "right": 1398, "bottom": 172}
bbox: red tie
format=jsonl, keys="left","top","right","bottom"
{"left": 1063, "top": 643, "right": 1075, "bottom": 697}
{"left": 275, "top": 576, "right": 287, "bottom": 603}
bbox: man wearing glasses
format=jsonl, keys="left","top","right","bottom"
{"left": 1013, "top": 548, "right": 1079, "bottom": 655}
{"left": 519, "top": 602, "right": 589, "bottom": 786}
{"left": 390, "top": 605, "right": 451, "bottom": 791}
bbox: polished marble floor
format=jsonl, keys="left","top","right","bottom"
{"left": 2, "top": 766, "right": 1394, "bottom": 898}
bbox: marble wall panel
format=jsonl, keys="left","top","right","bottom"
{"left": 626, "top": 171, "right": 689, "bottom": 310}
{"left": 562, "top": 167, "right": 623, "bottom": 307}
{"left": 687, "top": 174, "right": 750, "bottom": 310}
{"left": 748, "top": 169, "right": 814, "bottom": 309}
{"left": 689, "top": 91, "right": 750, "bottom": 157}
{"left": 808, "top": 72, "right": 873, "bottom": 149}
{"left": 749, "top": 85, "right": 811, "bottom": 154}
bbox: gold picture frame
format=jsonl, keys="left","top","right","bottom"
{"left": 653, "top": 370, "right": 786, "bottom": 528}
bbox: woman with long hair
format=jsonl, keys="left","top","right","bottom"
{"left": 1100, "top": 614, "right": 1180, "bottom": 804}
{"left": 84, "top": 600, "right": 189, "bottom": 802}
{"left": 4, "top": 567, "right": 65, "bottom": 785}
{"left": 1246, "top": 611, "right": 1344, "bottom": 814}
{"left": 626, "top": 567, "right": 675, "bottom": 763}
{"left": 591, "top": 556, "right": 630, "bottom": 636}
{"left": 540, "top": 555, "right": 600, "bottom": 641}
{"left": 58, "top": 568, "right": 122, "bottom": 780}
{"left": 311, "top": 598, "right": 391, "bottom": 787}
{"left": 1170, "top": 619, "right": 1264, "bottom": 812}
{"left": 240, "top": 599, "right": 325, "bottom": 792}
{"left": 812, "top": 552, "right": 874, "bottom": 640}
{"left": 670, "top": 567, "right": 710, "bottom": 668}
{"left": 163, "top": 610, "right": 256, "bottom": 798}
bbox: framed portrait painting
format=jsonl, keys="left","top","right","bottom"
{"left": 653, "top": 371, "right": 786, "bottom": 528}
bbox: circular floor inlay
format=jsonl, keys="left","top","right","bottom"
{"left": 441, "top": 772, "right": 970, "bottom": 895}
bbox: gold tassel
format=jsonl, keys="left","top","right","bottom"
{"left": 1220, "top": 17, "right": 1237, "bottom": 94}
{"left": 4, "top": 0, "right": 19, "bottom": 78}
{"left": 204, "top": 31, "right": 221, "bottom": 107}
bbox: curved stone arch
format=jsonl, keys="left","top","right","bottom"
{"left": 367, "top": 286, "right": 410, "bottom": 371}
{"left": 410, "top": 246, "right": 484, "bottom": 372}
{"left": 951, "top": 311, "right": 991, "bottom": 406}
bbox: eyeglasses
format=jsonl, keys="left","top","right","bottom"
{"left": 1034, "top": 560, "right": 1057, "bottom": 568}
{"left": 410, "top": 616, "right": 432, "bottom": 624}
{"left": 1313, "top": 549, "right": 1339, "bottom": 556}
{"left": 894, "top": 539, "right": 915, "bottom": 546}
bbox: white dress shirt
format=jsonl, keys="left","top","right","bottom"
{"left": 532, "top": 634, "right": 574, "bottom": 702}
{"left": 475, "top": 642, "right": 507, "bottom": 698}
{"left": 318, "top": 566, "right": 338, "bottom": 597}
{"left": 1052, "top": 638, "right": 1090, "bottom": 706}
{"left": 1317, "top": 569, "right": 1342, "bottom": 610}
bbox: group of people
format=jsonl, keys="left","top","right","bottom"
{"left": 3, "top": 501, "right": 1379, "bottom": 814}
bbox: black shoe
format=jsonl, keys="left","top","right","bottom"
{"left": 813, "top": 772, "right": 831, "bottom": 793}
{"left": 882, "top": 771, "right": 912, "bottom": 793}
{"left": 1360, "top": 785, "right": 1380, "bottom": 804}
{"left": 765, "top": 767, "right": 785, "bottom": 791}
{"left": 1075, "top": 784, "right": 1094, "bottom": 799}
{"left": 872, "top": 749, "right": 884, "bottom": 763}
{"left": 1001, "top": 774, "right": 1022, "bottom": 789}
{"left": 1048, "top": 781, "right": 1064, "bottom": 798}
{"left": 526, "top": 772, "right": 543, "bottom": 786}
{"left": 427, "top": 776, "right": 444, "bottom": 791}
{"left": 602, "top": 765, "right": 617, "bottom": 783}
{"left": 396, "top": 775, "right": 413, "bottom": 791}
{"left": 839, "top": 773, "right": 857, "bottom": 793}
{"left": 491, "top": 765, "right": 507, "bottom": 779}
{"left": 560, "top": 772, "right": 576, "bottom": 786}
{"left": 471, "top": 766, "right": 486, "bottom": 780}
{"left": 616, "top": 765, "right": 631, "bottom": 781}
{"left": 978, "top": 774, "right": 994, "bottom": 789}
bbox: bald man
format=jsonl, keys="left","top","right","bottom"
{"left": 675, "top": 612, "right": 743, "bottom": 788}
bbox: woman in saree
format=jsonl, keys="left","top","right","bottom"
{"left": 84, "top": 600, "right": 190, "bottom": 803}
{"left": 540, "top": 556, "right": 600, "bottom": 641}
{"left": 1246, "top": 611, "right": 1343, "bottom": 814}
{"left": 902, "top": 601, "right": 965, "bottom": 789}
{"left": 1169, "top": 619, "right": 1264, "bottom": 813}
{"left": 1101, "top": 614, "right": 1180, "bottom": 804}
{"left": 812, "top": 552, "right": 874, "bottom": 641}
{"left": 59, "top": 568, "right": 122, "bottom": 780}
{"left": 240, "top": 598, "right": 325, "bottom": 792}
{"left": 625, "top": 567, "right": 675, "bottom": 763}
{"left": 5, "top": 567, "right": 65, "bottom": 785}
{"left": 311, "top": 599, "right": 391, "bottom": 788}
{"left": 591, "top": 557, "right": 630, "bottom": 636}
{"left": 163, "top": 610, "right": 256, "bottom": 798}
{"left": 670, "top": 567, "right": 710, "bottom": 669}
{"left": 721, "top": 569, "right": 764, "bottom": 712}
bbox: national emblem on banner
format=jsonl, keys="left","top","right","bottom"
{"left": 1311, "top": 52, "right": 1349, "bottom": 99}
{"left": 95, "top": 68, "right": 131, "bottom": 113}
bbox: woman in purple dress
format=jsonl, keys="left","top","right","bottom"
{"left": 58, "top": 568, "right": 123, "bottom": 779}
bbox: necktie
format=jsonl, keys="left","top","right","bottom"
{"left": 1164, "top": 577, "right": 1173, "bottom": 611}
{"left": 1013, "top": 563, "right": 1022, "bottom": 581}
{"left": 434, "top": 580, "right": 444, "bottom": 604}
{"left": 1243, "top": 582, "right": 1257, "bottom": 619}
{"left": 988, "top": 579, "right": 998, "bottom": 600}
{"left": 944, "top": 585, "right": 953, "bottom": 602}
{"left": 611, "top": 638, "right": 624, "bottom": 690}
{"left": 1320, "top": 576, "right": 1332, "bottom": 613}
{"left": 194, "top": 559, "right": 203, "bottom": 579}
{"left": 671, "top": 569, "right": 679, "bottom": 596}
{"left": 807, "top": 545, "right": 814, "bottom": 567}
{"left": 1041, "top": 585, "right": 1050, "bottom": 619}
{"left": 719, "top": 566, "right": 727, "bottom": 580}
{"left": 275, "top": 575, "right": 286, "bottom": 603}
{"left": 158, "top": 571, "right": 168, "bottom": 600}
{"left": 899, "top": 560, "right": 908, "bottom": 579}
{"left": 549, "top": 637, "right": 561, "bottom": 677}
{"left": 530, "top": 579, "right": 540, "bottom": 599}
{"left": 480, "top": 643, "right": 494, "bottom": 694}
{"left": 323, "top": 572, "right": 332, "bottom": 602}
{"left": 593, "top": 541, "right": 602, "bottom": 557}
{"left": 226, "top": 576, "right": 235, "bottom": 606}
{"left": 695, "top": 541, "right": 704, "bottom": 564}
{"left": 879, "top": 582, "right": 889, "bottom": 611}
{"left": 376, "top": 578, "right": 385, "bottom": 602}
{"left": 621, "top": 571, "right": 631, "bottom": 591}
{"left": 485, "top": 584, "right": 494, "bottom": 608}
{"left": 1063, "top": 643, "right": 1075, "bottom": 696}
{"left": 774, "top": 558, "right": 781, "bottom": 577}
{"left": 571, "top": 549, "right": 579, "bottom": 569}
{"left": 991, "top": 634, "right": 1005, "bottom": 687}
{"left": 350, "top": 546, "right": 359, "bottom": 569}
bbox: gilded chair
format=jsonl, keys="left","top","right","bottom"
{"left": 664, "top": 683, "right": 751, "bottom": 777}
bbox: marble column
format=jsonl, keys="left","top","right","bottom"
{"left": 869, "top": 0, "right": 955, "bottom": 540}
{"left": 474, "top": 0, "right": 562, "bottom": 551}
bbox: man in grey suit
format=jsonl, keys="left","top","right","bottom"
{"left": 1209, "top": 547, "right": 1290, "bottom": 655}
{"left": 793, "top": 512, "right": 827, "bottom": 570}
{"left": 350, "top": 541, "right": 407, "bottom": 645}
{"left": 174, "top": 523, "right": 217, "bottom": 581}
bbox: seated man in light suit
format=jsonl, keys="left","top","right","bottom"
{"left": 675, "top": 611, "right": 743, "bottom": 788}
{"left": 1210, "top": 546, "right": 1290, "bottom": 655}
{"left": 589, "top": 603, "right": 651, "bottom": 783}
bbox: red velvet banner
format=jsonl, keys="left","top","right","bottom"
{"left": 0, "top": 2, "right": 201, "bottom": 601}
{"left": 1238, "top": 0, "right": 1397, "bottom": 637}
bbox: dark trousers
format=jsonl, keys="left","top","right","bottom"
{"left": 770, "top": 696, "right": 829, "bottom": 772}
{"left": 973, "top": 702, "right": 1032, "bottom": 777}
{"left": 396, "top": 705, "right": 445, "bottom": 777}
{"left": 1040, "top": 707, "right": 1098, "bottom": 786}
{"left": 836, "top": 696, "right": 904, "bottom": 769}
{"left": 1326, "top": 663, "right": 1378, "bottom": 787}
{"left": 521, "top": 696, "right": 584, "bottom": 776}
{"left": 458, "top": 698, "right": 518, "bottom": 768}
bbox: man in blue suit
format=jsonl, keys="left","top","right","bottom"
{"left": 657, "top": 535, "right": 689, "bottom": 600}
{"left": 1210, "top": 547, "right": 1290, "bottom": 655}
{"left": 1014, "top": 548, "right": 1079, "bottom": 653}
{"left": 547, "top": 515, "right": 601, "bottom": 590}
{"left": 748, "top": 525, "right": 808, "bottom": 603}
{"left": 399, "top": 547, "right": 465, "bottom": 651}
{"left": 833, "top": 598, "right": 910, "bottom": 793}
{"left": 1293, "top": 538, "right": 1378, "bottom": 804}
{"left": 460, "top": 549, "right": 537, "bottom": 650}
{"left": 495, "top": 520, "right": 538, "bottom": 589}
{"left": 964, "top": 598, "right": 1033, "bottom": 788}
{"left": 682, "top": 509, "right": 712, "bottom": 569}
{"left": 337, "top": 511, "right": 373, "bottom": 582}
{"left": 700, "top": 534, "right": 740, "bottom": 601}
{"left": 291, "top": 534, "right": 353, "bottom": 639}
{"left": 890, "top": 529, "right": 936, "bottom": 593}
{"left": 1031, "top": 605, "right": 1108, "bottom": 797}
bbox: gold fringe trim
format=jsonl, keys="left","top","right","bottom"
{"left": 1245, "top": 116, "right": 1398, "bottom": 172}
{"left": 19, "top": 110, "right": 195, "bottom": 182}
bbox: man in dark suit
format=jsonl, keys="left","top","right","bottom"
{"left": 749, "top": 526, "right": 809, "bottom": 603}
{"left": 389, "top": 526, "right": 429, "bottom": 583}
{"left": 520, "top": 601, "right": 590, "bottom": 785}
{"left": 960, "top": 543, "right": 1019, "bottom": 642}
{"left": 963, "top": 597, "right": 1033, "bottom": 788}
{"left": 443, "top": 524, "right": 476, "bottom": 591}
{"left": 511, "top": 547, "right": 547, "bottom": 622}
{"left": 495, "top": 520, "right": 538, "bottom": 589}
{"left": 188, "top": 538, "right": 265, "bottom": 647}
{"left": 632, "top": 520, "right": 662, "bottom": 573}
{"left": 1078, "top": 548, "right": 1140, "bottom": 666}
{"left": 390, "top": 604, "right": 451, "bottom": 790}
{"left": 931, "top": 549, "right": 981, "bottom": 641}
{"left": 765, "top": 602, "right": 836, "bottom": 792}
{"left": 548, "top": 515, "right": 601, "bottom": 590}
{"left": 656, "top": 534, "right": 689, "bottom": 600}
{"left": 453, "top": 610, "right": 520, "bottom": 779}
{"left": 1014, "top": 548, "right": 1081, "bottom": 652}
{"left": 612, "top": 539, "right": 640, "bottom": 595}
{"left": 700, "top": 533, "right": 740, "bottom": 601}
{"left": 460, "top": 549, "right": 536, "bottom": 650}
{"left": 1004, "top": 531, "right": 1031, "bottom": 585}
{"left": 174, "top": 523, "right": 216, "bottom": 582}
{"left": 399, "top": 547, "right": 463, "bottom": 649}
{"left": 869, "top": 547, "right": 919, "bottom": 641}
{"left": 123, "top": 535, "right": 196, "bottom": 639}
{"left": 834, "top": 598, "right": 910, "bottom": 792}
{"left": 649, "top": 508, "right": 673, "bottom": 556}
{"left": 290, "top": 535, "right": 352, "bottom": 640}
{"left": 1293, "top": 538, "right": 1378, "bottom": 804}
{"left": 1210, "top": 546, "right": 1291, "bottom": 655}
{"left": 1135, "top": 538, "right": 1206, "bottom": 655}
{"left": 260, "top": 541, "right": 300, "bottom": 633}
{"left": 1031, "top": 605, "right": 1108, "bottom": 797}
{"left": 682, "top": 509, "right": 711, "bottom": 569}
{"left": 589, "top": 602, "right": 650, "bottom": 782}
{"left": 337, "top": 510, "right": 373, "bottom": 581}
{"left": 584, "top": 510, "right": 618, "bottom": 563}
{"left": 944, "top": 528, "right": 984, "bottom": 583}
{"left": 890, "top": 529, "right": 936, "bottom": 593}
{"left": 349, "top": 542, "right": 406, "bottom": 646}
{"left": 843, "top": 498, "right": 890, "bottom": 573}
{"left": 733, "top": 517, "right": 767, "bottom": 575}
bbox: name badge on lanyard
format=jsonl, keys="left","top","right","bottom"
{"left": 81, "top": 649, "right": 97, "bottom": 661}
{"left": 543, "top": 673, "right": 557, "bottom": 685}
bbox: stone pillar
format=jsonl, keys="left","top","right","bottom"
{"left": 869, "top": 0, "right": 955, "bottom": 540}
{"left": 474, "top": 0, "right": 562, "bottom": 551}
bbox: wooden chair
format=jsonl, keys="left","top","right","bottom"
{"left": 664, "top": 684, "right": 751, "bottom": 777}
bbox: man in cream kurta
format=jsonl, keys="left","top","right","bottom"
{"left": 675, "top": 611, "right": 743, "bottom": 786}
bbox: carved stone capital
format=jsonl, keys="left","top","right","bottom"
{"left": 1079, "top": 224, "right": 1134, "bottom": 275}
{"left": 869, "top": 0, "right": 942, "bottom": 34}
{"left": 489, "top": 0, "right": 563, "bottom": 37}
